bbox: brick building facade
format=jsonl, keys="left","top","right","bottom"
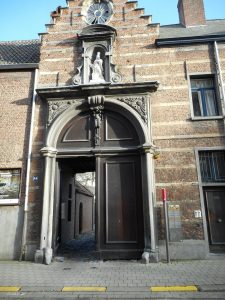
{"left": 0, "top": 0, "right": 225, "bottom": 263}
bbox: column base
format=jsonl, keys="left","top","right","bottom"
{"left": 45, "top": 247, "right": 53, "bottom": 265}
{"left": 141, "top": 251, "right": 150, "bottom": 264}
{"left": 34, "top": 249, "right": 44, "bottom": 264}
{"left": 141, "top": 250, "right": 159, "bottom": 264}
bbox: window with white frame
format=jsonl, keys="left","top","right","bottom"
{"left": 0, "top": 169, "right": 21, "bottom": 205}
{"left": 199, "top": 151, "right": 225, "bottom": 183}
{"left": 191, "top": 77, "right": 219, "bottom": 117}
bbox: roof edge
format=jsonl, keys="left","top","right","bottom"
{"left": 156, "top": 33, "right": 225, "bottom": 47}
{"left": 0, "top": 63, "right": 39, "bottom": 70}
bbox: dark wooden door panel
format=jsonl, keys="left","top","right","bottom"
{"left": 105, "top": 161, "right": 138, "bottom": 243}
{"left": 105, "top": 114, "right": 134, "bottom": 141}
{"left": 102, "top": 111, "right": 140, "bottom": 147}
{"left": 57, "top": 113, "right": 92, "bottom": 149}
{"left": 205, "top": 190, "right": 225, "bottom": 244}
{"left": 99, "top": 155, "right": 144, "bottom": 251}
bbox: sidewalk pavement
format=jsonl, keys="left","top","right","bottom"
{"left": 0, "top": 257, "right": 225, "bottom": 299}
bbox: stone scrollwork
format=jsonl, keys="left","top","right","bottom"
{"left": 88, "top": 95, "right": 105, "bottom": 146}
{"left": 48, "top": 99, "right": 81, "bottom": 126}
{"left": 72, "top": 65, "right": 83, "bottom": 85}
{"left": 110, "top": 63, "right": 122, "bottom": 83}
{"left": 117, "top": 96, "right": 148, "bottom": 124}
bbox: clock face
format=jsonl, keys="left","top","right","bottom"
{"left": 86, "top": 2, "right": 113, "bottom": 25}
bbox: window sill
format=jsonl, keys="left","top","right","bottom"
{"left": 0, "top": 199, "right": 19, "bottom": 206}
{"left": 191, "top": 116, "right": 224, "bottom": 121}
{"left": 201, "top": 183, "right": 225, "bottom": 187}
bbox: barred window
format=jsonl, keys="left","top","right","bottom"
{"left": 199, "top": 151, "right": 225, "bottom": 182}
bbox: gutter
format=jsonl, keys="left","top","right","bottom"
{"left": 214, "top": 41, "right": 225, "bottom": 109}
{"left": 0, "top": 63, "right": 39, "bottom": 70}
{"left": 20, "top": 68, "right": 39, "bottom": 261}
{"left": 156, "top": 34, "right": 225, "bottom": 47}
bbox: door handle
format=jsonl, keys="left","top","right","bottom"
{"left": 217, "top": 219, "right": 222, "bottom": 223}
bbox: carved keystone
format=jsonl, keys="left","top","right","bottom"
{"left": 88, "top": 96, "right": 105, "bottom": 146}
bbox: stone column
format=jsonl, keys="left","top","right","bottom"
{"left": 34, "top": 147, "right": 57, "bottom": 264}
{"left": 141, "top": 145, "right": 158, "bottom": 263}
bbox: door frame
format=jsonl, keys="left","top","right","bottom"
{"left": 204, "top": 188, "right": 225, "bottom": 246}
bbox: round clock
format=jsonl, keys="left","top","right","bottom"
{"left": 86, "top": 1, "right": 113, "bottom": 25}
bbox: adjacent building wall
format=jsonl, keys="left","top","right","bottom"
{"left": 75, "top": 191, "right": 93, "bottom": 236}
{"left": 0, "top": 70, "right": 35, "bottom": 259}
{"left": 150, "top": 43, "right": 225, "bottom": 259}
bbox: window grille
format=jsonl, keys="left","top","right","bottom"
{"left": 199, "top": 151, "right": 225, "bottom": 182}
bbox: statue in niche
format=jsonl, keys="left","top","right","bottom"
{"left": 90, "top": 52, "right": 105, "bottom": 83}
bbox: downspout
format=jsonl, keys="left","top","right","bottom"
{"left": 214, "top": 41, "right": 225, "bottom": 109}
{"left": 20, "top": 68, "right": 39, "bottom": 261}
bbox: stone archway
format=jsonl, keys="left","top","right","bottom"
{"left": 35, "top": 83, "right": 159, "bottom": 264}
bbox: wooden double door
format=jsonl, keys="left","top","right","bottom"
{"left": 56, "top": 109, "right": 145, "bottom": 258}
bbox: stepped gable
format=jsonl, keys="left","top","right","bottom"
{"left": 0, "top": 40, "right": 40, "bottom": 65}
{"left": 38, "top": 0, "right": 159, "bottom": 87}
{"left": 41, "top": 0, "right": 158, "bottom": 38}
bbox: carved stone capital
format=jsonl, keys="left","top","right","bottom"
{"left": 117, "top": 96, "right": 148, "bottom": 123}
{"left": 141, "top": 144, "right": 160, "bottom": 159}
{"left": 41, "top": 147, "right": 58, "bottom": 158}
{"left": 88, "top": 95, "right": 105, "bottom": 108}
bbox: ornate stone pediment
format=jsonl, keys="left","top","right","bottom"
{"left": 48, "top": 99, "right": 82, "bottom": 126}
{"left": 78, "top": 24, "right": 116, "bottom": 40}
{"left": 117, "top": 96, "right": 148, "bottom": 124}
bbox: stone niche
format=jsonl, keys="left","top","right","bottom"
{"left": 73, "top": 24, "right": 122, "bottom": 85}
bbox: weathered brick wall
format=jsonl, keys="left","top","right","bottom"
{"left": 0, "top": 70, "right": 35, "bottom": 259}
{"left": 26, "top": 98, "right": 45, "bottom": 247}
{"left": 150, "top": 43, "right": 225, "bottom": 240}
{"left": 0, "top": 70, "right": 35, "bottom": 198}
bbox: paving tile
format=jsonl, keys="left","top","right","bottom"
{"left": 0, "top": 259, "right": 225, "bottom": 299}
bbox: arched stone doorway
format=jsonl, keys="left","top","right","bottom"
{"left": 54, "top": 103, "right": 144, "bottom": 259}
{"left": 35, "top": 83, "right": 159, "bottom": 264}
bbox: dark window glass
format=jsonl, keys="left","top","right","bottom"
{"left": 199, "top": 151, "right": 225, "bottom": 182}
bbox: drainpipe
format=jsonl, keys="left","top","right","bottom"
{"left": 214, "top": 41, "right": 225, "bottom": 109}
{"left": 19, "top": 68, "right": 39, "bottom": 261}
